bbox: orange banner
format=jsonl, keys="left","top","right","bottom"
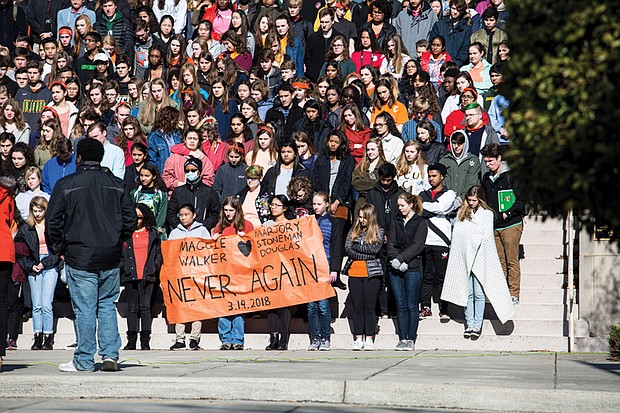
{"left": 160, "top": 216, "right": 336, "bottom": 324}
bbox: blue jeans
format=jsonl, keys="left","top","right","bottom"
{"left": 465, "top": 274, "right": 485, "bottom": 330}
{"left": 28, "top": 256, "right": 57, "bottom": 334}
{"left": 66, "top": 264, "right": 122, "bottom": 371}
{"left": 218, "top": 315, "right": 244, "bottom": 345}
{"left": 307, "top": 299, "right": 331, "bottom": 341}
{"left": 389, "top": 270, "right": 422, "bottom": 341}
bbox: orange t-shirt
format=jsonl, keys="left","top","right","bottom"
{"left": 371, "top": 102, "right": 409, "bottom": 125}
{"left": 348, "top": 260, "right": 368, "bottom": 278}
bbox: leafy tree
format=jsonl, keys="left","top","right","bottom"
{"left": 505, "top": 0, "right": 620, "bottom": 239}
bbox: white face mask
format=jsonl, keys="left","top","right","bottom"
{"left": 185, "top": 170, "right": 199, "bottom": 183}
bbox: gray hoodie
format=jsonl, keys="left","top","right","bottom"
{"left": 168, "top": 221, "right": 212, "bottom": 240}
{"left": 439, "top": 130, "right": 481, "bottom": 199}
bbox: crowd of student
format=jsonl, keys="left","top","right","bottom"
{"left": 0, "top": 0, "right": 523, "bottom": 367}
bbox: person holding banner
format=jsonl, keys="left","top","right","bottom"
{"left": 264, "top": 194, "right": 294, "bottom": 350}
{"left": 211, "top": 196, "right": 254, "bottom": 351}
{"left": 236, "top": 164, "right": 266, "bottom": 228}
{"left": 120, "top": 204, "right": 163, "bottom": 351}
{"left": 168, "top": 203, "right": 211, "bottom": 351}
{"left": 345, "top": 203, "right": 385, "bottom": 351}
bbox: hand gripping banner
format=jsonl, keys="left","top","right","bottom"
{"left": 160, "top": 216, "right": 336, "bottom": 324}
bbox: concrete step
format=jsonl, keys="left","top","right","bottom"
{"left": 33, "top": 331, "right": 569, "bottom": 352}
{"left": 519, "top": 273, "right": 565, "bottom": 289}
{"left": 522, "top": 244, "right": 565, "bottom": 260}
{"left": 521, "top": 228, "right": 564, "bottom": 245}
{"left": 522, "top": 216, "right": 564, "bottom": 231}
{"left": 518, "top": 288, "right": 566, "bottom": 305}
{"left": 521, "top": 258, "right": 564, "bottom": 275}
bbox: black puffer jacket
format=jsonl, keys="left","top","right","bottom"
{"left": 46, "top": 162, "right": 137, "bottom": 271}
{"left": 15, "top": 224, "right": 60, "bottom": 275}
{"left": 120, "top": 228, "right": 163, "bottom": 284}
{"left": 166, "top": 181, "right": 220, "bottom": 231}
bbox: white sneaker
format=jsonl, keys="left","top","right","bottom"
{"left": 364, "top": 338, "right": 374, "bottom": 351}
{"left": 352, "top": 339, "right": 363, "bottom": 351}
{"left": 59, "top": 361, "right": 78, "bottom": 372}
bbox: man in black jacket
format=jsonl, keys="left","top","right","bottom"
{"left": 304, "top": 7, "right": 341, "bottom": 82}
{"left": 264, "top": 83, "right": 304, "bottom": 144}
{"left": 27, "top": 0, "right": 68, "bottom": 49}
{"left": 46, "top": 138, "right": 136, "bottom": 373}
{"left": 481, "top": 143, "right": 524, "bottom": 304}
{"left": 167, "top": 157, "right": 220, "bottom": 231}
{"left": 0, "top": 0, "right": 28, "bottom": 52}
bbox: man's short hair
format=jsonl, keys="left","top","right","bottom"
{"left": 378, "top": 163, "right": 397, "bottom": 179}
{"left": 55, "top": 138, "right": 73, "bottom": 156}
{"left": 428, "top": 163, "right": 447, "bottom": 177}
{"left": 26, "top": 61, "right": 42, "bottom": 73}
{"left": 490, "top": 63, "right": 504, "bottom": 75}
{"left": 87, "top": 122, "right": 106, "bottom": 136}
{"left": 13, "top": 47, "right": 29, "bottom": 59}
{"left": 318, "top": 7, "right": 335, "bottom": 20}
{"left": 85, "top": 31, "right": 102, "bottom": 43}
{"left": 115, "top": 55, "right": 131, "bottom": 68}
{"left": 80, "top": 109, "right": 102, "bottom": 123}
{"left": 41, "top": 38, "right": 57, "bottom": 47}
{"left": 451, "top": 130, "right": 466, "bottom": 145}
{"left": 278, "top": 82, "right": 295, "bottom": 95}
{"left": 280, "top": 60, "right": 296, "bottom": 71}
{"left": 133, "top": 18, "right": 149, "bottom": 32}
{"left": 258, "top": 48, "right": 275, "bottom": 63}
{"left": 480, "top": 143, "right": 502, "bottom": 159}
{"left": 482, "top": 7, "right": 499, "bottom": 20}
{"left": 77, "top": 138, "right": 104, "bottom": 162}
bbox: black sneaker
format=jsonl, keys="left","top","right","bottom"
{"left": 189, "top": 339, "right": 200, "bottom": 350}
{"left": 232, "top": 343, "right": 244, "bottom": 350}
{"left": 463, "top": 329, "right": 472, "bottom": 339}
{"left": 220, "top": 343, "right": 232, "bottom": 350}
{"left": 470, "top": 329, "right": 481, "bottom": 338}
{"left": 170, "top": 341, "right": 186, "bottom": 350}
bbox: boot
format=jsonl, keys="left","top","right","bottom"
{"left": 265, "top": 333, "right": 279, "bottom": 350}
{"left": 123, "top": 331, "right": 138, "bottom": 350}
{"left": 277, "top": 333, "right": 289, "bottom": 350}
{"left": 31, "top": 333, "right": 43, "bottom": 350}
{"left": 42, "top": 334, "right": 54, "bottom": 350}
{"left": 140, "top": 331, "right": 151, "bottom": 350}
{"left": 332, "top": 275, "right": 347, "bottom": 290}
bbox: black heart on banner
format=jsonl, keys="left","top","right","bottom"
{"left": 237, "top": 240, "right": 252, "bottom": 257}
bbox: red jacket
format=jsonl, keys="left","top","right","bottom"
{"left": 444, "top": 109, "right": 490, "bottom": 140}
{"left": 0, "top": 179, "right": 15, "bottom": 263}
{"left": 345, "top": 127, "right": 372, "bottom": 166}
{"left": 162, "top": 144, "right": 215, "bottom": 191}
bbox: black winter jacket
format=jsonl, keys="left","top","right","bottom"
{"left": 386, "top": 214, "right": 428, "bottom": 272}
{"left": 120, "top": 228, "right": 163, "bottom": 284}
{"left": 429, "top": 17, "right": 472, "bottom": 67}
{"left": 365, "top": 180, "right": 404, "bottom": 232}
{"left": 15, "top": 224, "right": 60, "bottom": 275}
{"left": 27, "top": 0, "right": 68, "bottom": 38}
{"left": 265, "top": 103, "right": 305, "bottom": 145}
{"left": 46, "top": 162, "right": 137, "bottom": 271}
{"left": 312, "top": 154, "right": 355, "bottom": 208}
{"left": 167, "top": 181, "right": 220, "bottom": 230}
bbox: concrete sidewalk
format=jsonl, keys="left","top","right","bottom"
{"left": 1, "top": 350, "right": 619, "bottom": 412}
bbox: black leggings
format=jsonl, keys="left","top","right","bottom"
{"left": 267, "top": 308, "right": 291, "bottom": 335}
{"left": 124, "top": 280, "right": 155, "bottom": 333}
{"left": 349, "top": 277, "right": 381, "bottom": 337}
{"left": 6, "top": 280, "right": 23, "bottom": 340}
{"left": 0, "top": 262, "right": 12, "bottom": 357}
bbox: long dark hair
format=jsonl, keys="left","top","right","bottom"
{"left": 140, "top": 163, "right": 168, "bottom": 191}
{"left": 136, "top": 202, "right": 157, "bottom": 230}
{"left": 267, "top": 140, "right": 302, "bottom": 190}
{"left": 325, "top": 130, "right": 350, "bottom": 160}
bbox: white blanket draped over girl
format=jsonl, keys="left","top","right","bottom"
{"left": 441, "top": 208, "right": 515, "bottom": 324}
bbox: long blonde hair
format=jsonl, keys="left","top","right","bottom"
{"left": 139, "top": 78, "right": 174, "bottom": 129}
{"left": 355, "top": 138, "right": 386, "bottom": 179}
{"left": 457, "top": 185, "right": 493, "bottom": 222}
{"left": 351, "top": 203, "right": 381, "bottom": 245}
{"left": 396, "top": 140, "right": 427, "bottom": 179}
{"left": 26, "top": 196, "right": 48, "bottom": 227}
